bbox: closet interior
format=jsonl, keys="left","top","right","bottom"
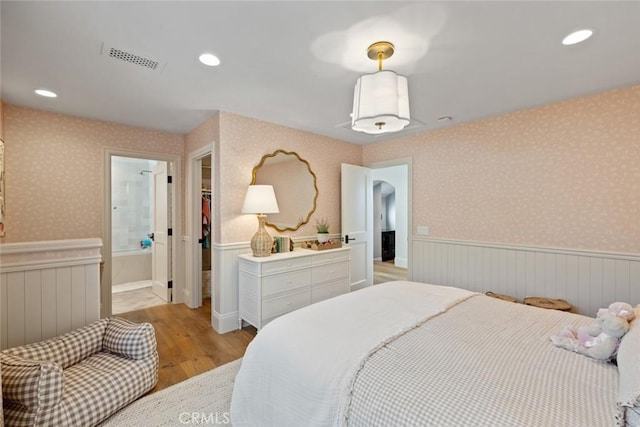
{"left": 201, "top": 156, "right": 212, "bottom": 299}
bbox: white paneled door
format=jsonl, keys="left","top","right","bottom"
{"left": 341, "top": 163, "right": 373, "bottom": 290}
{"left": 152, "top": 162, "right": 171, "bottom": 302}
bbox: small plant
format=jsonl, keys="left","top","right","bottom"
{"left": 315, "top": 217, "right": 329, "bottom": 233}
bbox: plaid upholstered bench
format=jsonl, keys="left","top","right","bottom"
{"left": 1, "top": 317, "right": 158, "bottom": 426}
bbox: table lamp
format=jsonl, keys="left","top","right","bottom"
{"left": 242, "top": 185, "right": 279, "bottom": 257}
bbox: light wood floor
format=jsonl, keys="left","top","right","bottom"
{"left": 118, "top": 298, "right": 256, "bottom": 394}
{"left": 374, "top": 260, "right": 407, "bottom": 284}
{"left": 116, "top": 262, "right": 406, "bottom": 393}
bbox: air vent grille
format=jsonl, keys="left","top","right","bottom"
{"left": 100, "top": 42, "right": 165, "bottom": 72}
{"left": 108, "top": 47, "right": 159, "bottom": 70}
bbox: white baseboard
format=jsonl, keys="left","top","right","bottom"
{"left": 213, "top": 310, "right": 240, "bottom": 334}
{"left": 351, "top": 282, "right": 371, "bottom": 292}
{"left": 183, "top": 289, "right": 193, "bottom": 308}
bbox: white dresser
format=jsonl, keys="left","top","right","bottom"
{"left": 238, "top": 247, "right": 350, "bottom": 330}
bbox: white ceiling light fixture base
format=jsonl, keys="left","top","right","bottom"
{"left": 351, "top": 41, "right": 410, "bottom": 135}
{"left": 199, "top": 53, "right": 221, "bottom": 67}
{"left": 35, "top": 89, "right": 57, "bottom": 98}
{"left": 562, "top": 29, "right": 594, "bottom": 45}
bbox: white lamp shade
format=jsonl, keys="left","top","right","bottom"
{"left": 241, "top": 185, "right": 280, "bottom": 214}
{"left": 352, "top": 70, "right": 410, "bottom": 135}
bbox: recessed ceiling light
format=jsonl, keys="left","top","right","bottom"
{"left": 562, "top": 29, "right": 594, "bottom": 46}
{"left": 199, "top": 53, "right": 221, "bottom": 67}
{"left": 35, "top": 89, "right": 57, "bottom": 98}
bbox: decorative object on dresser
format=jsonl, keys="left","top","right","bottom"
{"left": 300, "top": 240, "right": 342, "bottom": 251}
{"left": 315, "top": 217, "right": 330, "bottom": 243}
{"left": 238, "top": 247, "right": 350, "bottom": 330}
{"left": 250, "top": 149, "right": 318, "bottom": 232}
{"left": 241, "top": 185, "right": 280, "bottom": 257}
{"left": 273, "top": 236, "right": 292, "bottom": 253}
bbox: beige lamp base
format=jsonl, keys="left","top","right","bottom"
{"left": 250, "top": 214, "right": 272, "bottom": 257}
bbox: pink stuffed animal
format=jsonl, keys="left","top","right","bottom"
{"left": 550, "top": 303, "right": 634, "bottom": 361}
{"left": 596, "top": 302, "right": 636, "bottom": 322}
{"left": 563, "top": 302, "right": 636, "bottom": 348}
{"left": 550, "top": 313, "right": 630, "bottom": 361}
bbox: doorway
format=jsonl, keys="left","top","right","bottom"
{"left": 110, "top": 156, "right": 167, "bottom": 314}
{"left": 102, "top": 148, "right": 183, "bottom": 319}
{"left": 341, "top": 159, "right": 411, "bottom": 288}
{"left": 186, "top": 146, "right": 214, "bottom": 310}
{"left": 200, "top": 155, "right": 213, "bottom": 303}
{"left": 373, "top": 180, "right": 396, "bottom": 262}
{"left": 371, "top": 161, "right": 410, "bottom": 283}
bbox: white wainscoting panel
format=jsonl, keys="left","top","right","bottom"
{"left": 411, "top": 237, "right": 640, "bottom": 316}
{"left": 212, "top": 242, "right": 251, "bottom": 334}
{"left": 0, "top": 238, "right": 102, "bottom": 349}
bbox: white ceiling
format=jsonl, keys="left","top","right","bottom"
{"left": 2, "top": 1, "right": 639, "bottom": 145}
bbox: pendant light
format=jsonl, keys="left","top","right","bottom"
{"left": 351, "top": 41, "right": 410, "bottom": 135}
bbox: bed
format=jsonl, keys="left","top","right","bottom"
{"left": 230, "top": 281, "right": 640, "bottom": 426}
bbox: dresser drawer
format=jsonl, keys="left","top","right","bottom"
{"left": 262, "top": 270, "right": 310, "bottom": 297}
{"left": 312, "top": 280, "right": 349, "bottom": 304}
{"left": 312, "top": 250, "right": 349, "bottom": 265}
{"left": 239, "top": 290, "right": 259, "bottom": 326}
{"left": 261, "top": 256, "right": 311, "bottom": 275}
{"left": 311, "top": 261, "right": 349, "bottom": 285}
{"left": 262, "top": 289, "right": 310, "bottom": 320}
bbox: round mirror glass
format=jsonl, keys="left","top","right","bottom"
{"left": 251, "top": 150, "right": 318, "bottom": 232}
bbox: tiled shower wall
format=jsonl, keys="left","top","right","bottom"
{"left": 111, "top": 156, "right": 157, "bottom": 252}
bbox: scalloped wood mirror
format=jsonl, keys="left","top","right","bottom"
{"left": 251, "top": 150, "right": 318, "bottom": 232}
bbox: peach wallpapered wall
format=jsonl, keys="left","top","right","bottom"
{"left": 184, "top": 113, "right": 221, "bottom": 240}
{"left": 363, "top": 84, "right": 640, "bottom": 254}
{"left": 3, "top": 83, "right": 638, "bottom": 253}
{"left": 184, "top": 112, "right": 219, "bottom": 156}
{"left": 216, "top": 112, "right": 361, "bottom": 243}
{"left": 2, "top": 105, "right": 184, "bottom": 243}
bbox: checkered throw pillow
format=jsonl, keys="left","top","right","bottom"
{"left": 1, "top": 353, "right": 64, "bottom": 411}
{"left": 103, "top": 317, "right": 156, "bottom": 360}
{"left": 4, "top": 318, "right": 108, "bottom": 369}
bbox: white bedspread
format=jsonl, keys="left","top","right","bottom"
{"left": 230, "top": 281, "right": 475, "bottom": 427}
{"left": 347, "top": 294, "right": 618, "bottom": 426}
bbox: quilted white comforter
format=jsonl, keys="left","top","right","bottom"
{"left": 231, "top": 281, "right": 619, "bottom": 426}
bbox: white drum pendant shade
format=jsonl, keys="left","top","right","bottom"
{"left": 352, "top": 70, "right": 410, "bottom": 134}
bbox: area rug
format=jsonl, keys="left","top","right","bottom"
{"left": 99, "top": 358, "right": 241, "bottom": 426}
